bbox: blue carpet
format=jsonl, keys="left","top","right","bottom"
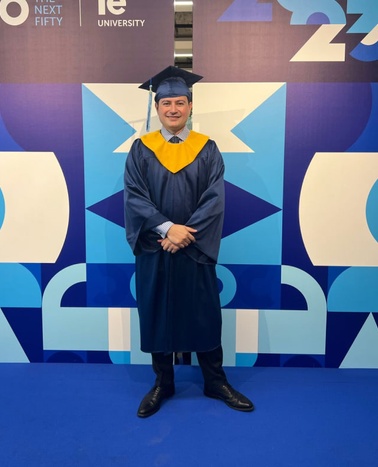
{"left": 0, "top": 364, "right": 377, "bottom": 466}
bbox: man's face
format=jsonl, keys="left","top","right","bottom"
{"left": 155, "top": 96, "right": 192, "bottom": 134}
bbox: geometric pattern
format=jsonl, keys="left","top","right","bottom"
{"left": 193, "top": 0, "right": 378, "bottom": 369}
{"left": 340, "top": 314, "right": 378, "bottom": 368}
{"left": 0, "top": 152, "right": 69, "bottom": 263}
{"left": 299, "top": 152, "right": 378, "bottom": 266}
{"left": 290, "top": 24, "right": 346, "bottom": 62}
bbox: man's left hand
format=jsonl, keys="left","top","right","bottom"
{"left": 158, "top": 238, "right": 180, "bottom": 254}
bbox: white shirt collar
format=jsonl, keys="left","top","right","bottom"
{"left": 161, "top": 126, "right": 190, "bottom": 142}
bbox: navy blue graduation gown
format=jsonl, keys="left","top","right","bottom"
{"left": 124, "top": 131, "right": 225, "bottom": 353}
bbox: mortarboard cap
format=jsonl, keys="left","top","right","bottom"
{"left": 139, "top": 66, "right": 203, "bottom": 131}
{"left": 139, "top": 66, "right": 203, "bottom": 101}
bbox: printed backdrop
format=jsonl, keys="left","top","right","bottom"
{"left": 193, "top": 0, "right": 378, "bottom": 368}
{"left": 1, "top": 0, "right": 378, "bottom": 368}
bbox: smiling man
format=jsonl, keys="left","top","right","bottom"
{"left": 124, "top": 66, "right": 254, "bottom": 418}
{"left": 156, "top": 95, "right": 191, "bottom": 135}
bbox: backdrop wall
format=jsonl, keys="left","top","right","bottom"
{"left": 0, "top": 0, "right": 377, "bottom": 368}
{"left": 192, "top": 0, "right": 378, "bottom": 369}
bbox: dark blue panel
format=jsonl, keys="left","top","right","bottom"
{"left": 87, "top": 263, "right": 137, "bottom": 307}
{"left": 87, "top": 351, "right": 113, "bottom": 364}
{"left": 44, "top": 351, "right": 86, "bottom": 363}
{"left": 2, "top": 308, "right": 43, "bottom": 362}
{"left": 325, "top": 312, "right": 369, "bottom": 368}
{"left": 61, "top": 281, "right": 87, "bottom": 307}
{"left": 373, "top": 313, "right": 378, "bottom": 327}
{"left": 221, "top": 264, "right": 281, "bottom": 309}
{"left": 281, "top": 283, "right": 307, "bottom": 310}
{"left": 282, "top": 355, "right": 324, "bottom": 368}
{"left": 254, "top": 353, "right": 281, "bottom": 367}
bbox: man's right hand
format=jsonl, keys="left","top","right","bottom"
{"left": 166, "top": 224, "right": 197, "bottom": 248}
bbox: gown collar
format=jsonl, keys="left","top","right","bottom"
{"left": 141, "top": 130, "right": 209, "bottom": 173}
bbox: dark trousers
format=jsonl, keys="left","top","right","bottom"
{"left": 152, "top": 346, "right": 227, "bottom": 388}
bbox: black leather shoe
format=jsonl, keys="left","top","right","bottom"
{"left": 137, "top": 385, "right": 175, "bottom": 418}
{"left": 204, "top": 383, "right": 254, "bottom": 412}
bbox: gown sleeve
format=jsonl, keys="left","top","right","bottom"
{"left": 184, "top": 140, "right": 225, "bottom": 264}
{"left": 124, "top": 139, "right": 169, "bottom": 254}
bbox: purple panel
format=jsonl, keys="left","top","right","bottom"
{"left": 0, "top": 0, "right": 174, "bottom": 83}
{"left": 283, "top": 83, "right": 372, "bottom": 272}
{"left": 0, "top": 84, "right": 86, "bottom": 275}
{"left": 193, "top": 0, "right": 377, "bottom": 82}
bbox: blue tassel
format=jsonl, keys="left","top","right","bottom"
{"left": 146, "top": 83, "right": 153, "bottom": 132}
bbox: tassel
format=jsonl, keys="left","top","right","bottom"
{"left": 146, "top": 82, "right": 153, "bottom": 132}
{"left": 187, "top": 109, "right": 192, "bottom": 129}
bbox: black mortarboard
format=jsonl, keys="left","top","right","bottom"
{"left": 139, "top": 66, "right": 203, "bottom": 131}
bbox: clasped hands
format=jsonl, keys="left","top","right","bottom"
{"left": 158, "top": 224, "right": 197, "bottom": 254}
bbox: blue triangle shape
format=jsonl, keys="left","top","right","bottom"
{"left": 223, "top": 181, "right": 281, "bottom": 238}
{"left": 87, "top": 190, "right": 124, "bottom": 228}
{"left": 229, "top": 84, "right": 286, "bottom": 208}
{"left": 82, "top": 85, "right": 136, "bottom": 206}
{"left": 219, "top": 0, "right": 272, "bottom": 22}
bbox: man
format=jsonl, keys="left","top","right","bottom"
{"left": 124, "top": 66, "right": 254, "bottom": 418}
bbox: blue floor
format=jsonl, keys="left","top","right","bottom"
{"left": 0, "top": 363, "right": 377, "bottom": 466}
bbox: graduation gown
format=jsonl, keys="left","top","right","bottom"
{"left": 124, "top": 130, "right": 225, "bottom": 353}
